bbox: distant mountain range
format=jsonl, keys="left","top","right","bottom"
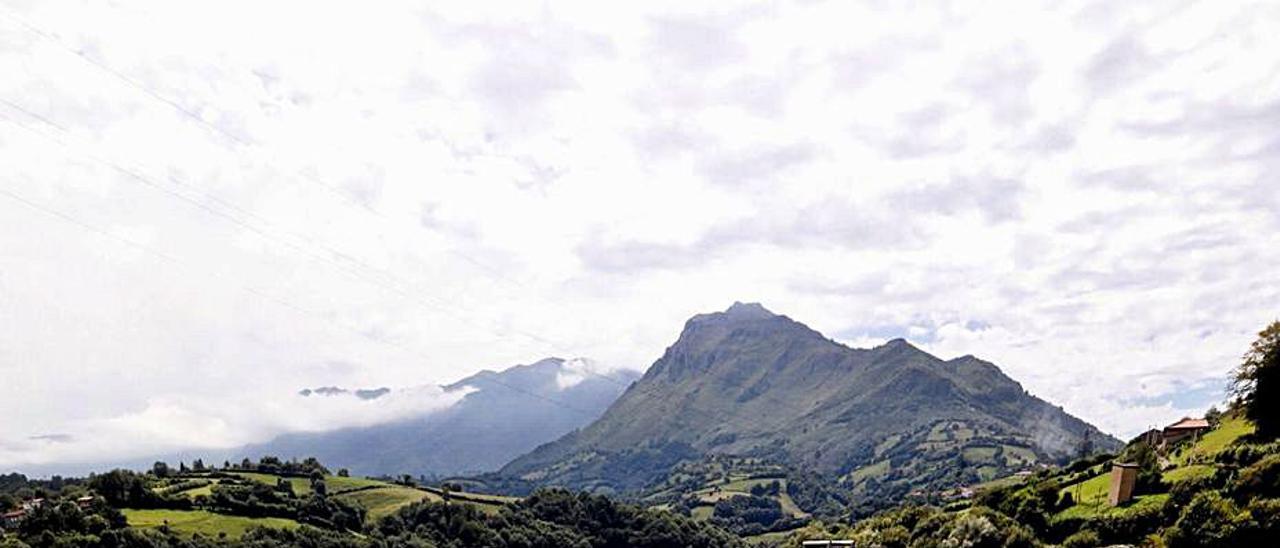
{"left": 501, "top": 303, "right": 1121, "bottom": 503}
{"left": 241, "top": 358, "right": 639, "bottom": 477}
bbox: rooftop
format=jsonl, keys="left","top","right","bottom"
{"left": 1165, "top": 417, "right": 1211, "bottom": 430}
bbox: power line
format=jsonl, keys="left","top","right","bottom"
{"left": 0, "top": 7, "right": 252, "bottom": 148}
{"left": 0, "top": 175, "right": 602, "bottom": 418}
{"left": 0, "top": 158, "right": 808, "bottom": 456}
{"left": 0, "top": 5, "right": 533, "bottom": 294}
{"left": 0, "top": 9, "right": 597, "bottom": 374}
{"left": 1, "top": 8, "right": 841, "bottom": 459}
{"left": 2, "top": 8, "right": 667, "bottom": 393}
{"left": 0, "top": 103, "right": 537, "bottom": 355}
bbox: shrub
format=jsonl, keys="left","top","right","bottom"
{"left": 1233, "top": 453, "right": 1280, "bottom": 500}
{"left": 1164, "top": 491, "right": 1247, "bottom": 548}
{"left": 1057, "top": 491, "right": 1074, "bottom": 511}
{"left": 1061, "top": 529, "right": 1100, "bottom": 548}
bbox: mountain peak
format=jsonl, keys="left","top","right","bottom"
{"left": 723, "top": 301, "right": 776, "bottom": 320}
{"left": 878, "top": 337, "right": 925, "bottom": 354}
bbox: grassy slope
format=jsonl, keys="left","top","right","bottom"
{"left": 231, "top": 472, "right": 402, "bottom": 495}
{"left": 681, "top": 476, "right": 808, "bottom": 522}
{"left": 1053, "top": 416, "right": 1253, "bottom": 520}
{"left": 202, "top": 473, "right": 512, "bottom": 522}
{"left": 230, "top": 472, "right": 314, "bottom": 494}
{"left": 1059, "top": 472, "right": 1111, "bottom": 508}
{"left": 1056, "top": 493, "right": 1169, "bottom": 521}
{"left": 1175, "top": 416, "right": 1254, "bottom": 465}
{"left": 335, "top": 487, "right": 436, "bottom": 520}
{"left": 123, "top": 509, "right": 298, "bottom": 538}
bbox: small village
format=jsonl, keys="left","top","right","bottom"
{"left": 1, "top": 495, "right": 96, "bottom": 531}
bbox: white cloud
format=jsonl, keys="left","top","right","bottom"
{"left": 555, "top": 357, "right": 602, "bottom": 390}
{"left": 0, "top": 384, "right": 470, "bottom": 469}
{"left": 1, "top": 0, "right": 1278, "bottom": 470}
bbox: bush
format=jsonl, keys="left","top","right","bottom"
{"left": 1164, "top": 491, "right": 1247, "bottom": 548}
{"left": 1233, "top": 453, "right": 1280, "bottom": 500}
{"left": 1057, "top": 491, "right": 1074, "bottom": 511}
{"left": 928, "top": 509, "right": 1040, "bottom": 548}
{"left": 1216, "top": 442, "right": 1280, "bottom": 467}
{"left": 1061, "top": 529, "right": 1100, "bottom": 548}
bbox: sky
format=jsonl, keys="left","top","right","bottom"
{"left": 1, "top": 0, "right": 1278, "bottom": 472}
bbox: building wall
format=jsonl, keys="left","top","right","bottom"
{"left": 1108, "top": 464, "right": 1137, "bottom": 506}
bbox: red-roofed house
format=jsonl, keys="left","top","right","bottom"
{"left": 1162, "top": 417, "right": 1211, "bottom": 447}
{"left": 2, "top": 509, "right": 24, "bottom": 530}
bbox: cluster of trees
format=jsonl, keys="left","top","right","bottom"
{"left": 370, "top": 488, "right": 743, "bottom": 548}
{"left": 709, "top": 494, "right": 801, "bottom": 535}
{"left": 786, "top": 505, "right": 1039, "bottom": 548}
{"left": 85, "top": 470, "right": 195, "bottom": 511}
{"left": 785, "top": 470, "right": 849, "bottom": 518}
{"left": 142, "top": 456, "right": 331, "bottom": 479}
{"left": 0, "top": 473, "right": 87, "bottom": 512}
{"left": 3, "top": 496, "right": 137, "bottom": 548}
{"left": 228, "top": 456, "right": 329, "bottom": 477}
{"left": 749, "top": 480, "right": 781, "bottom": 497}
{"left": 203, "top": 480, "right": 364, "bottom": 531}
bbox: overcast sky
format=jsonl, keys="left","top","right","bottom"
{"left": 1, "top": 0, "right": 1278, "bottom": 472}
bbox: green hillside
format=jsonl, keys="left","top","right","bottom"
{"left": 1, "top": 458, "right": 743, "bottom": 547}
{"left": 333, "top": 486, "right": 434, "bottom": 520}
{"left": 779, "top": 411, "right": 1280, "bottom": 547}
{"left": 123, "top": 509, "right": 299, "bottom": 538}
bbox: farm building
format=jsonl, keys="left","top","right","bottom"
{"left": 1161, "top": 417, "right": 1210, "bottom": 446}
{"left": 2, "top": 510, "right": 24, "bottom": 530}
{"left": 1108, "top": 462, "right": 1139, "bottom": 506}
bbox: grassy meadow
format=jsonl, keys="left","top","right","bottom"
{"left": 123, "top": 509, "right": 299, "bottom": 538}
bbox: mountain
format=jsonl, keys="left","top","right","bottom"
{"left": 244, "top": 358, "right": 639, "bottom": 477}
{"left": 501, "top": 303, "right": 1121, "bottom": 505}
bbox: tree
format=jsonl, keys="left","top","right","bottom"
{"left": 1232, "top": 320, "right": 1280, "bottom": 438}
{"left": 1206, "top": 406, "right": 1223, "bottom": 427}
{"left": 337, "top": 468, "right": 349, "bottom": 478}
{"left": 1127, "top": 442, "right": 1164, "bottom": 494}
{"left": 1077, "top": 430, "right": 1095, "bottom": 460}
{"left": 151, "top": 461, "right": 170, "bottom": 478}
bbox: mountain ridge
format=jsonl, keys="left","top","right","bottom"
{"left": 239, "top": 357, "right": 639, "bottom": 478}
{"left": 501, "top": 303, "right": 1121, "bottom": 504}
